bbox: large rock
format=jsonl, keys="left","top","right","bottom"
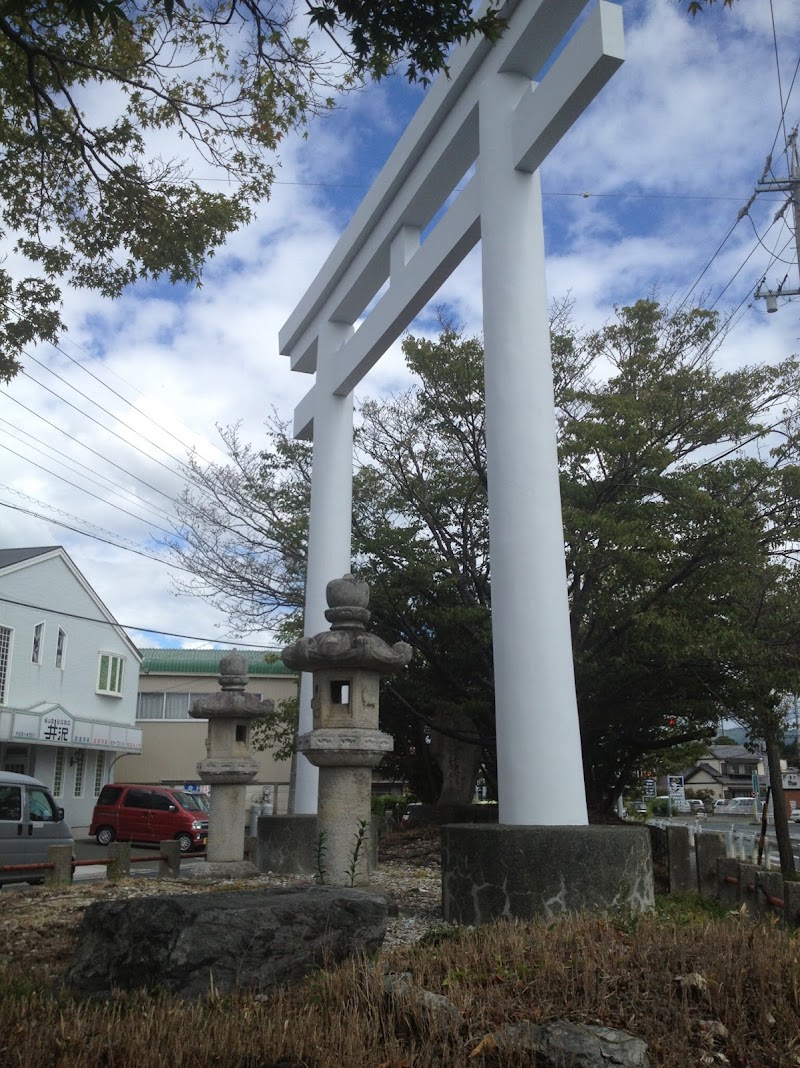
{"left": 62, "top": 887, "right": 387, "bottom": 999}
{"left": 480, "top": 1021, "right": 650, "bottom": 1067}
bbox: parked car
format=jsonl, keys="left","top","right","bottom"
{"left": 89, "top": 784, "right": 209, "bottom": 853}
{"left": 791, "top": 807, "right": 800, "bottom": 824}
{"left": 715, "top": 797, "right": 761, "bottom": 816}
{"left": 0, "top": 771, "right": 73, "bottom": 886}
{"left": 400, "top": 803, "right": 422, "bottom": 826}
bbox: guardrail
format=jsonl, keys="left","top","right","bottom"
{"left": 648, "top": 817, "right": 800, "bottom": 870}
{"left": 0, "top": 841, "right": 185, "bottom": 886}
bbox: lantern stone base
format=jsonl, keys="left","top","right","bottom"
{"left": 206, "top": 784, "right": 249, "bottom": 863}
{"left": 441, "top": 824, "right": 654, "bottom": 925}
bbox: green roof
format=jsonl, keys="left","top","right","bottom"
{"left": 139, "top": 648, "right": 293, "bottom": 676}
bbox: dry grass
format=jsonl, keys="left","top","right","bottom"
{"left": 1, "top": 894, "right": 800, "bottom": 1068}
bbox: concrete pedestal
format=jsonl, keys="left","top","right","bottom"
{"left": 207, "top": 784, "right": 247, "bottom": 863}
{"left": 441, "top": 825, "right": 654, "bottom": 924}
{"left": 316, "top": 765, "right": 373, "bottom": 886}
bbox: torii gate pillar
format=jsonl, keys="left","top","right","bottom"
{"left": 479, "top": 74, "right": 587, "bottom": 824}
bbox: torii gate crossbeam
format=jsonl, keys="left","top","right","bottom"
{"left": 279, "top": 0, "right": 624, "bottom": 823}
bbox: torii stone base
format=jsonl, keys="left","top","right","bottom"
{"left": 254, "top": 814, "right": 379, "bottom": 877}
{"left": 441, "top": 825, "right": 654, "bottom": 924}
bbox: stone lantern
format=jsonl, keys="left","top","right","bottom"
{"left": 282, "top": 574, "right": 411, "bottom": 885}
{"left": 190, "top": 652, "right": 271, "bottom": 865}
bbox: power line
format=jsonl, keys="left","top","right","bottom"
{"left": 0, "top": 390, "right": 182, "bottom": 505}
{"left": 0, "top": 595, "right": 281, "bottom": 650}
{"left": 0, "top": 418, "right": 177, "bottom": 528}
{"left": 0, "top": 498, "right": 182, "bottom": 567}
{"left": 22, "top": 349, "right": 197, "bottom": 482}
{"left": 19, "top": 368, "right": 188, "bottom": 500}
{"left": 769, "top": 0, "right": 790, "bottom": 172}
{"left": 0, "top": 439, "right": 176, "bottom": 538}
{"left": 49, "top": 339, "right": 221, "bottom": 469}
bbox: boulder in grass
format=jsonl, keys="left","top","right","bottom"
{"left": 62, "top": 886, "right": 387, "bottom": 1000}
{"left": 472, "top": 1021, "right": 650, "bottom": 1067}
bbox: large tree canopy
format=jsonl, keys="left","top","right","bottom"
{"left": 169, "top": 299, "right": 800, "bottom": 814}
{"left": 0, "top": 0, "right": 504, "bottom": 382}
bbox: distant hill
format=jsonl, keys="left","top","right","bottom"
{"left": 716, "top": 725, "right": 800, "bottom": 748}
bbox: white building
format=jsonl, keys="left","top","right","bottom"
{"left": 0, "top": 546, "right": 141, "bottom": 826}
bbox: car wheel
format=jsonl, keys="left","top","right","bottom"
{"left": 96, "top": 826, "right": 115, "bottom": 846}
{"left": 176, "top": 833, "right": 193, "bottom": 853}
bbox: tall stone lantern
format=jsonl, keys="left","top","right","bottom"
{"left": 190, "top": 652, "right": 271, "bottom": 864}
{"left": 282, "top": 574, "right": 411, "bottom": 886}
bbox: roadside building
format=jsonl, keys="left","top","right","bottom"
{"left": 113, "top": 648, "right": 296, "bottom": 812}
{"left": 0, "top": 546, "right": 141, "bottom": 826}
{"left": 682, "top": 744, "right": 764, "bottom": 801}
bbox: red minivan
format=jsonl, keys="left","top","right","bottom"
{"left": 89, "top": 784, "right": 209, "bottom": 853}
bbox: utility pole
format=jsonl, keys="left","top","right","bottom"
{"left": 754, "top": 125, "right": 800, "bottom": 310}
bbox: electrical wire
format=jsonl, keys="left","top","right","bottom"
{"left": 18, "top": 369, "right": 189, "bottom": 499}
{"left": 0, "top": 391, "right": 183, "bottom": 504}
{"left": 0, "top": 293, "right": 223, "bottom": 471}
{"left": 746, "top": 212, "right": 797, "bottom": 266}
{"left": 0, "top": 440, "right": 176, "bottom": 537}
{"left": 0, "top": 595, "right": 282, "bottom": 650}
{"left": 0, "top": 484, "right": 170, "bottom": 553}
{"left": 0, "top": 419, "right": 177, "bottom": 528}
{"left": 22, "top": 349, "right": 198, "bottom": 482}
{"left": 769, "top": 0, "right": 790, "bottom": 173}
{"left": 47, "top": 338, "right": 221, "bottom": 469}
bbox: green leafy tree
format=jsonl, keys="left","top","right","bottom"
{"left": 556, "top": 300, "right": 800, "bottom": 809}
{"left": 682, "top": 0, "right": 738, "bottom": 13}
{"left": 0, "top": 0, "right": 503, "bottom": 382}
{"left": 170, "top": 299, "right": 800, "bottom": 814}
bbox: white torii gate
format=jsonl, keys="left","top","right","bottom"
{"left": 279, "top": 0, "right": 624, "bottom": 825}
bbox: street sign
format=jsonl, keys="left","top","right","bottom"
{"left": 667, "top": 775, "right": 685, "bottom": 801}
{"left": 643, "top": 778, "right": 656, "bottom": 798}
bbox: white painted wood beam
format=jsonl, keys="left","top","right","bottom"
{"left": 513, "top": 2, "right": 624, "bottom": 174}
{"left": 293, "top": 177, "right": 481, "bottom": 439}
{"left": 279, "top": 0, "right": 595, "bottom": 371}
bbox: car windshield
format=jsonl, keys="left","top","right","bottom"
{"left": 177, "top": 792, "right": 209, "bottom": 812}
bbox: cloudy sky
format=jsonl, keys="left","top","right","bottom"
{"left": 1, "top": 0, "right": 798, "bottom": 653}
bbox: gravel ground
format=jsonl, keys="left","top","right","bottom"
{"left": 0, "top": 827, "right": 443, "bottom": 980}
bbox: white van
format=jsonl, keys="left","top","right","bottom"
{"left": 0, "top": 771, "right": 73, "bottom": 886}
{"left": 717, "top": 797, "right": 761, "bottom": 816}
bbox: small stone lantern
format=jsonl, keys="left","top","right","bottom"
{"left": 190, "top": 652, "right": 271, "bottom": 864}
{"left": 282, "top": 575, "right": 411, "bottom": 886}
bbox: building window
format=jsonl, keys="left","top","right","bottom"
{"left": 97, "top": 653, "right": 125, "bottom": 696}
{"left": 0, "top": 626, "right": 11, "bottom": 702}
{"left": 136, "top": 692, "right": 215, "bottom": 720}
{"left": 136, "top": 693, "right": 165, "bottom": 719}
{"left": 3, "top": 746, "right": 28, "bottom": 775}
{"left": 53, "top": 748, "right": 65, "bottom": 798}
{"left": 31, "top": 622, "right": 44, "bottom": 664}
{"left": 55, "top": 628, "right": 67, "bottom": 669}
{"left": 93, "top": 752, "right": 105, "bottom": 797}
{"left": 73, "top": 751, "right": 85, "bottom": 798}
{"left": 165, "top": 693, "right": 192, "bottom": 720}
